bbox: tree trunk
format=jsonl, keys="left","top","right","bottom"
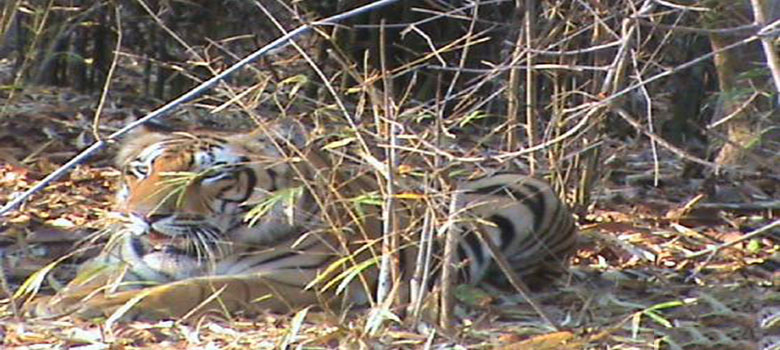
{"left": 707, "top": 0, "right": 780, "bottom": 170}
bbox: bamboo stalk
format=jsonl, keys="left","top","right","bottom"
{"left": 506, "top": 0, "right": 523, "bottom": 153}
{"left": 438, "top": 188, "right": 460, "bottom": 331}
{"left": 376, "top": 20, "right": 399, "bottom": 306}
{"left": 525, "top": 0, "right": 537, "bottom": 173}
{"left": 750, "top": 0, "right": 780, "bottom": 96}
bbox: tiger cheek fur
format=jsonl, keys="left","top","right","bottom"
{"left": 122, "top": 153, "right": 200, "bottom": 217}
{"left": 27, "top": 125, "right": 578, "bottom": 321}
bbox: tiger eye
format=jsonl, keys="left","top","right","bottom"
{"left": 133, "top": 164, "right": 150, "bottom": 177}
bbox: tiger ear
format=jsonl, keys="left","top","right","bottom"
{"left": 240, "top": 119, "right": 309, "bottom": 151}
{"left": 272, "top": 119, "right": 308, "bottom": 149}
{"left": 114, "top": 122, "right": 172, "bottom": 166}
{"left": 133, "top": 120, "right": 174, "bottom": 134}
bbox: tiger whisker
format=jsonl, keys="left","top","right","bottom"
{"left": 209, "top": 228, "right": 231, "bottom": 261}
{"left": 201, "top": 226, "right": 223, "bottom": 260}
{"left": 195, "top": 228, "right": 220, "bottom": 271}
{"left": 207, "top": 229, "right": 229, "bottom": 259}
{"left": 192, "top": 228, "right": 209, "bottom": 263}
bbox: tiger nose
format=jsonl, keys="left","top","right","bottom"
{"left": 145, "top": 213, "right": 168, "bottom": 223}
{"left": 130, "top": 211, "right": 167, "bottom": 223}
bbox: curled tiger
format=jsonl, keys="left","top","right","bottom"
{"left": 26, "top": 122, "right": 578, "bottom": 321}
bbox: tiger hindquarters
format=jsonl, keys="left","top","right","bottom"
{"left": 455, "top": 174, "right": 578, "bottom": 288}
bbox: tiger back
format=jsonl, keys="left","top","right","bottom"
{"left": 27, "top": 124, "right": 577, "bottom": 320}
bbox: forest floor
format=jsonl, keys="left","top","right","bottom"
{"left": 0, "top": 87, "right": 777, "bottom": 349}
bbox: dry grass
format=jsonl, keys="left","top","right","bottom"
{"left": 0, "top": 0, "right": 778, "bottom": 349}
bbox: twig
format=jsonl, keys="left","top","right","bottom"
{"left": 686, "top": 219, "right": 780, "bottom": 259}
{"left": 632, "top": 51, "right": 661, "bottom": 186}
{"left": 695, "top": 200, "right": 780, "bottom": 211}
{"left": 527, "top": 40, "right": 622, "bottom": 56}
{"left": 426, "top": 63, "right": 612, "bottom": 72}
{"left": 706, "top": 91, "right": 761, "bottom": 129}
{"left": 0, "top": 0, "right": 402, "bottom": 217}
{"left": 354, "top": 0, "right": 510, "bottom": 29}
{"left": 634, "top": 19, "right": 761, "bottom": 35}
{"left": 653, "top": 0, "right": 710, "bottom": 12}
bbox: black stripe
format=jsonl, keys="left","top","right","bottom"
{"left": 398, "top": 242, "right": 408, "bottom": 280}
{"left": 462, "top": 229, "right": 484, "bottom": 264}
{"left": 473, "top": 183, "right": 547, "bottom": 232}
{"left": 242, "top": 238, "right": 321, "bottom": 266}
{"left": 209, "top": 136, "right": 229, "bottom": 144}
{"left": 217, "top": 168, "right": 255, "bottom": 204}
{"left": 455, "top": 244, "right": 468, "bottom": 281}
{"left": 543, "top": 204, "right": 575, "bottom": 251}
{"left": 130, "top": 237, "right": 146, "bottom": 256}
{"left": 517, "top": 184, "right": 547, "bottom": 233}
{"left": 244, "top": 168, "right": 258, "bottom": 199}
{"left": 489, "top": 214, "right": 516, "bottom": 250}
{"left": 214, "top": 175, "right": 242, "bottom": 202}
{"left": 266, "top": 169, "right": 278, "bottom": 192}
{"left": 277, "top": 257, "right": 335, "bottom": 270}
{"left": 185, "top": 151, "right": 195, "bottom": 168}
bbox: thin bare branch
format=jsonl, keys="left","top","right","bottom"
{"left": 687, "top": 219, "right": 780, "bottom": 259}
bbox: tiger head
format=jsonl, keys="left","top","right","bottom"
{"left": 112, "top": 123, "right": 312, "bottom": 266}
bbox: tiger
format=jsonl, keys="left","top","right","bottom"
{"left": 27, "top": 122, "right": 578, "bottom": 321}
